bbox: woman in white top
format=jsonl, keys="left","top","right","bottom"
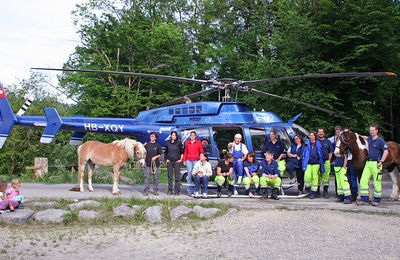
{"left": 193, "top": 152, "right": 212, "bottom": 198}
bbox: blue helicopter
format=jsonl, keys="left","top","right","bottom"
{"left": 0, "top": 69, "right": 396, "bottom": 170}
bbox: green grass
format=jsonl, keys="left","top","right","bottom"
{"left": 21, "top": 164, "right": 171, "bottom": 184}
{"left": 20, "top": 197, "right": 231, "bottom": 227}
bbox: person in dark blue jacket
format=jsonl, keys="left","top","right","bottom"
{"left": 302, "top": 131, "right": 325, "bottom": 199}
{"left": 287, "top": 135, "right": 304, "bottom": 194}
{"left": 262, "top": 130, "right": 286, "bottom": 177}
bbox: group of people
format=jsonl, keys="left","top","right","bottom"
{"left": 142, "top": 124, "right": 388, "bottom": 206}
{"left": 0, "top": 178, "right": 23, "bottom": 212}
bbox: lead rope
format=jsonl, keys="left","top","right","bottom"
{"left": 150, "top": 159, "right": 157, "bottom": 174}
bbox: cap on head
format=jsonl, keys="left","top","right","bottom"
{"left": 234, "top": 134, "right": 242, "bottom": 139}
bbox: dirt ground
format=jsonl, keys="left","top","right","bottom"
{"left": 2, "top": 207, "right": 400, "bottom": 259}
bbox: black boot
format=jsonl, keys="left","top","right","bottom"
{"left": 323, "top": 186, "right": 329, "bottom": 198}
{"left": 271, "top": 188, "right": 280, "bottom": 200}
{"left": 305, "top": 187, "right": 311, "bottom": 194}
{"left": 227, "top": 185, "right": 233, "bottom": 197}
{"left": 316, "top": 186, "right": 321, "bottom": 198}
{"left": 260, "top": 188, "right": 268, "bottom": 200}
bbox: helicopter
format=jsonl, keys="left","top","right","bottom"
{"left": 0, "top": 69, "right": 397, "bottom": 177}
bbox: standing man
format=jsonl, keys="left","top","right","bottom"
{"left": 329, "top": 126, "right": 342, "bottom": 144}
{"left": 263, "top": 130, "right": 286, "bottom": 178}
{"left": 183, "top": 131, "right": 204, "bottom": 196}
{"left": 144, "top": 132, "right": 163, "bottom": 196}
{"left": 357, "top": 125, "right": 389, "bottom": 206}
{"left": 317, "top": 128, "right": 333, "bottom": 198}
{"left": 228, "top": 133, "right": 248, "bottom": 195}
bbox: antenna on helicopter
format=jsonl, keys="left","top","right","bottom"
{"left": 16, "top": 96, "right": 34, "bottom": 116}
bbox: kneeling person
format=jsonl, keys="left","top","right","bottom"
{"left": 243, "top": 152, "right": 260, "bottom": 197}
{"left": 260, "top": 151, "right": 281, "bottom": 200}
{"left": 215, "top": 153, "right": 234, "bottom": 197}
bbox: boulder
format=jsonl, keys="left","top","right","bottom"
{"left": 113, "top": 205, "right": 140, "bottom": 217}
{"left": 0, "top": 209, "right": 35, "bottom": 225}
{"left": 24, "top": 201, "right": 60, "bottom": 209}
{"left": 170, "top": 205, "right": 193, "bottom": 221}
{"left": 143, "top": 206, "right": 163, "bottom": 223}
{"left": 69, "top": 200, "right": 101, "bottom": 210}
{"left": 34, "top": 209, "right": 70, "bottom": 224}
{"left": 78, "top": 210, "right": 101, "bottom": 220}
{"left": 193, "top": 206, "right": 220, "bottom": 218}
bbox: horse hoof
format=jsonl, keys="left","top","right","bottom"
{"left": 89, "top": 189, "right": 94, "bottom": 192}
{"left": 112, "top": 191, "right": 121, "bottom": 196}
{"left": 389, "top": 197, "right": 396, "bottom": 201}
{"left": 80, "top": 190, "right": 84, "bottom": 193}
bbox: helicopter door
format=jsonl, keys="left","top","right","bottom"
{"left": 265, "top": 127, "right": 292, "bottom": 151}
{"left": 211, "top": 126, "right": 245, "bottom": 158}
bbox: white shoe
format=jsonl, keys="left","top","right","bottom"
{"left": 234, "top": 190, "right": 239, "bottom": 195}
{"left": 194, "top": 192, "right": 199, "bottom": 197}
{"left": 237, "top": 176, "right": 243, "bottom": 185}
{"left": 202, "top": 193, "right": 207, "bottom": 199}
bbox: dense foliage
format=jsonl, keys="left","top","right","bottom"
{"left": 2, "top": 0, "right": 400, "bottom": 176}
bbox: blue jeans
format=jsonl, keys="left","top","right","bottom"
{"left": 194, "top": 175, "right": 209, "bottom": 193}
{"left": 186, "top": 160, "right": 197, "bottom": 194}
{"left": 232, "top": 160, "right": 244, "bottom": 191}
{"left": 347, "top": 160, "right": 358, "bottom": 200}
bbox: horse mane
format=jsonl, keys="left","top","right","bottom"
{"left": 112, "top": 138, "right": 146, "bottom": 159}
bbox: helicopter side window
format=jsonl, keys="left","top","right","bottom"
{"left": 169, "top": 109, "right": 174, "bottom": 115}
{"left": 270, "top": 127, "right": 292, "bottom": 150}
{"left": 182, "top": 107, "right": 188, "bottom": 114}
{"left": 189, "top": 106, "right": 195, "bottom": 113}
{"left": 292, "top": 123, "right": 309, "bottom": 141}
{"left": 175, "top": 108, "right": 181, "bottom": 114}
{"left": 250, "top": 127, "right": 266, "bottom": 154}
{"left": 196, "top": 106, "right": 202, "bottom": 113}
{"left": 180, "top": 128, "right": 213, "bottom": 154}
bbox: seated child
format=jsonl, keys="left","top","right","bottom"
{"left": 243, "top": 152, "right": 260, "bottom": 197}
{"left": 7, "top": 178, "right": 24, "bottom": 204}
{"left": 259, "top": 151, "right": 281, "bottom": 200}
{"left": 0, "top": 180, "right": 18, "bottom": 211}
{"left": 215, "top": 153, "right": 234, "bottom": 197}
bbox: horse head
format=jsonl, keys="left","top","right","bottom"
{"left": 334, "top": 131, "right": 356, "bottom": 157}
{"left": 132, "top": 140, "right": 146, "bottom": 167}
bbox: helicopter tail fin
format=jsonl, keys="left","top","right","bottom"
{"left": 40, "top": 108, "right": 63, "bottom": 143}
{"left": 0, "top": 84, "right": 17, "bottom": 148}
{"left": 288, "top": 113, "right": 302, "bottom": 123}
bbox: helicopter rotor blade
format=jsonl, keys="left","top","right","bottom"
{"left": 31, "top": 67, "right": 210, "bottom": 85}
{"left": 241, "top": 72, "right": 397, "bottom": 85}
{"left": 157, "top": 88, "right": 217, "bottom": 107}
{"left": 249, "top": 88, "right": 350, "bottom": 119}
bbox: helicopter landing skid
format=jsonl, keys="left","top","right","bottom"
{"left": 191, "top": 193, "right": 308, "bottom": 199}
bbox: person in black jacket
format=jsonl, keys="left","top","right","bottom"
{"left": 165, "top": 131, "right": 184, "bottom": 195}
{"left": 144, "top": 132, "right": 163, "bottom": 196}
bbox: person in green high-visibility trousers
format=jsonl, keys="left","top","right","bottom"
{"left": 243, "top": 152, "right": 260, "bottom": 197}
{"left": 334, "top": 152, "right": 352, "bottom": 204}
{"left": 262, "top": 130, "right": 286, "bottom": 179}
{"left": 215, "top": 152, "right": 234, "bottom": 197}
{"left": 357, "top": 125, "right": 388, "bottom": 206}
{"left": 302, "top": 131, "right": 325, "bottom": 199}
{"left": 259, "top": 151, "right": 281, "bottom": 200}
{"left": 317, "top": 128, "right": 333, "bottom": 198}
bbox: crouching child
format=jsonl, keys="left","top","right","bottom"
{"left": 259, "top": 151, "right": 281, "bottom": 200}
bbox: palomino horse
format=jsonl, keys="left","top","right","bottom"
{"left": 77, "top": 138, "right": 146, "bottom": 195}
{"left": 334, "top": 131, "right": 400, "bottom": 201}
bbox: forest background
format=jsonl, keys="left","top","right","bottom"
{"left": 1, "top": 0, "right": 400, "bottom": 177}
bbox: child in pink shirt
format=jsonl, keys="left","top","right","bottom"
{"left": 7, "top": 178, "right": 24, "bottom": 204}
{"left": 0, "top": 180, "right": 18, "bottom": 211}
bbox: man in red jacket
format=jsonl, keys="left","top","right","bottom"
{"left": 183, "top": 131, "right": 204, "bottom": 195}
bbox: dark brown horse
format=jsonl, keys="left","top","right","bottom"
{"left": 334, "top": 131, "right": 400, "bottom": 201}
